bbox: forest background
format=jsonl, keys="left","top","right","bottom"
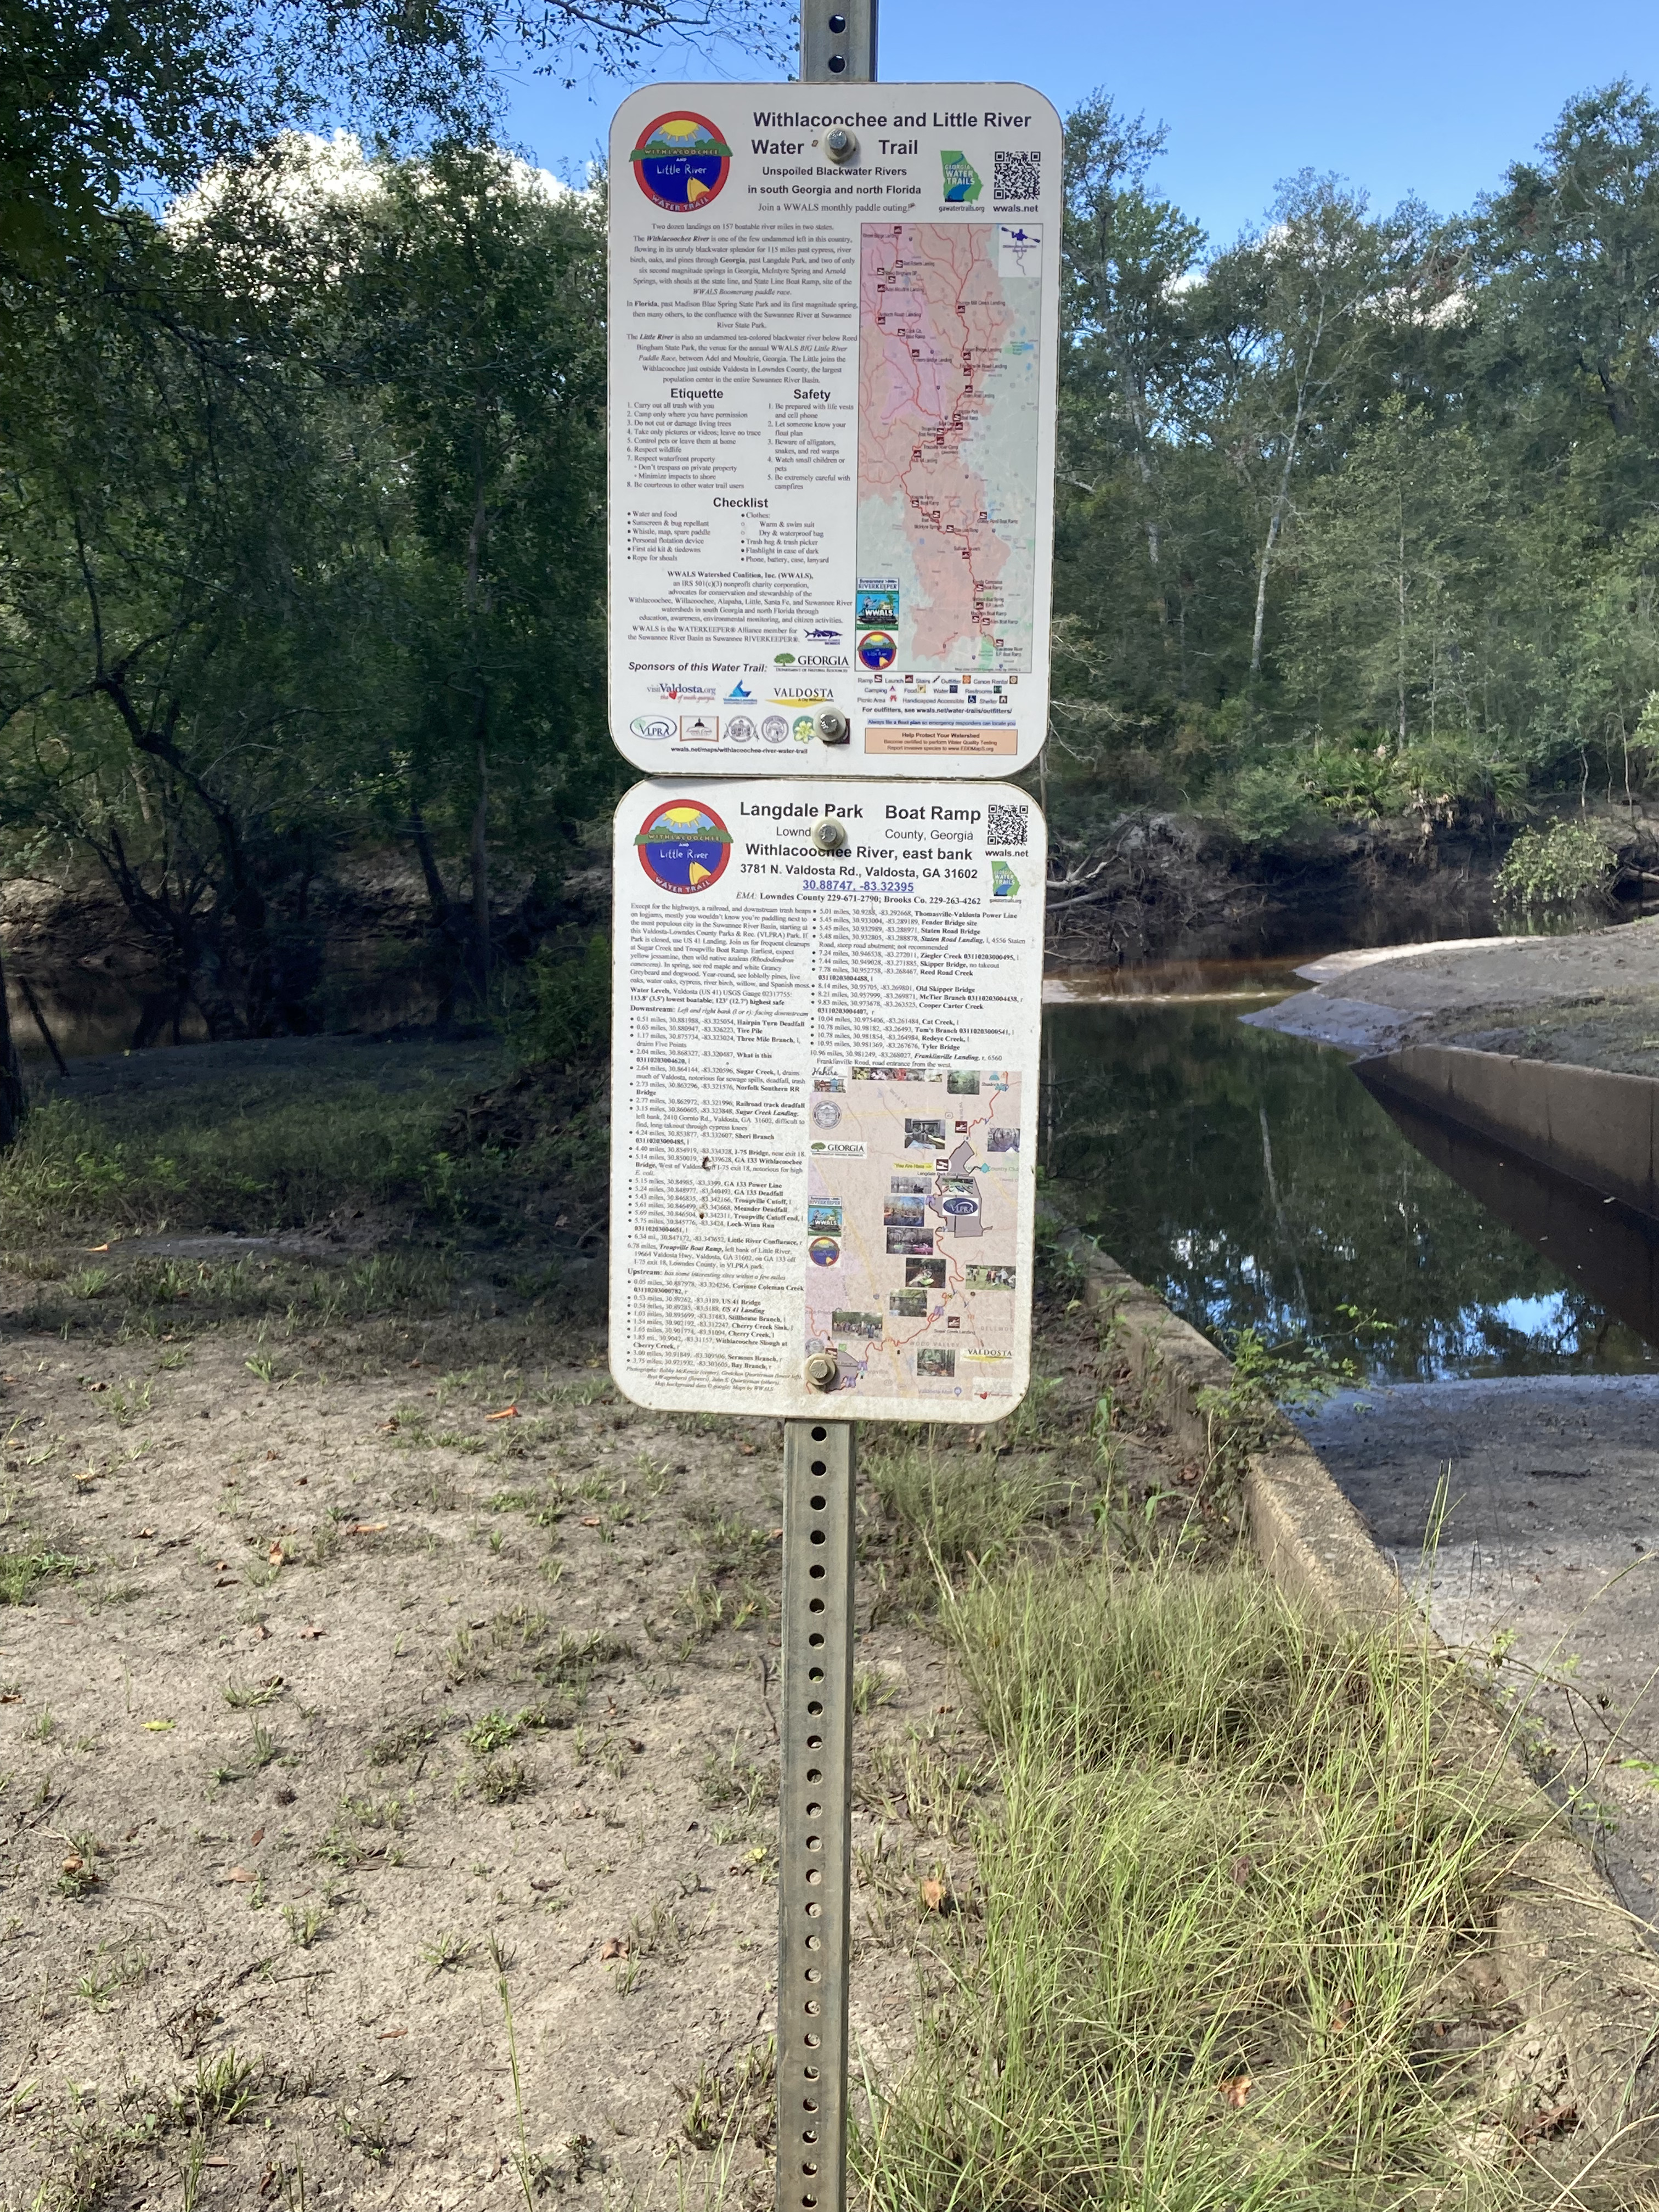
{"left": 5, "top": 0, "right": 1659, "bottom": 1040}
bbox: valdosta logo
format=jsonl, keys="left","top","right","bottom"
{"left": 631, "top": 113, "right": 732, "bottom": 209}
{"left": 636, "top": 800, "right": 732, "bottom": 893}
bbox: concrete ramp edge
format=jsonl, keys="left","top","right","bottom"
{"left": 1049, "top": 1223, "right": 1659, "bottom": 2149}
{"left": 1356, "top": 1044, "right": 1659, "bottom": 1220}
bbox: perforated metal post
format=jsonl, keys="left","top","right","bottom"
{"left": 777, "top": 1417, "right": 856, "bottom": 2212}
{"left": 799, "top": 0, "right": 877, "bottom": 83}
{"left": 778, "top": 16, "right": 872, "bottom": 2210}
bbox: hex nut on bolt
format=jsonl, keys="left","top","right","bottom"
{"left": 816, "top": 707, "right": 850, "bottom": 744}
{"left": 812, "top": 818, "right": 848, "bottom": 851}
{"left": 824, "top": 128, "right": 857, "bottom": 163}
{"left": 803, "top": 1351, "right": 840, "bottom": 1390}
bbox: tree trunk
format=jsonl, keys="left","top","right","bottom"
{"left": 1397, "top": 515, "right": 1409, "bottom": 754}
{"left": 1249, "top": 311, "right": 1326, "bottom": 685}
{"left": 408, "top": 802, "right": 451, "bottom": 931}
{"left": 470, "top": 735, "right": 490, "bottom": 992}
{"left": 0, "top": 943, "right": 29, "bottom": 1152}
{"left": 1249, "top": 430, "right": 1300, "bottom": 682}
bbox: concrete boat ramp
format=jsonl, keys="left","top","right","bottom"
{"left": 1251, "top": 921, "right": 1659, "bottom": 1931}
{"left": 1301, "top": 1375, "right": 1659, "bottom": 1926}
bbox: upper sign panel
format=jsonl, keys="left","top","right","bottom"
{"left": 608, "top": 85, "right": 1062, "bottom": 778}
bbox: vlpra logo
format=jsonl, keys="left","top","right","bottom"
{"left": 941, "top": 151, "right": 981, "bottom": 202}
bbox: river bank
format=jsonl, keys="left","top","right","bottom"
{"left": 9, "top": 800, "right": 1659, "bottom": 1062}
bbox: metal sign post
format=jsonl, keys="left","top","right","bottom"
{"left": 776, "top": 1415, "right": 856, "bottom": 2212}
{"left": 778, "top": 18, "right": 867, "bottom": 2207}
{"left": 603, "top": 9, "right": 1058, "bottom": 2205}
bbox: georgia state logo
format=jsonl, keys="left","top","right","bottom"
{"left": 636, "top": 800, "right": 732, "bottom": 893}
{"left": 631, "top": 114, "right": 731, "bottom": 210}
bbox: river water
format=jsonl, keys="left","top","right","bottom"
{"left": 1043, "top": 956, "right": 1659, "bottom": 1380}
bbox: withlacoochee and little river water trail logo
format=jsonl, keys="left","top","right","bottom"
{"left": 636, "top": 800, "right": 732, "bottom": 893}
{"left": 631, "top": 113, "right": 732, "bottom": 209}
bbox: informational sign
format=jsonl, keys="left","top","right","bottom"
{"left": 608, "top": 86, "right": 1062, "bottom": 779}
{"left": 609, "top": 778, "right": 1046, "bottom": 1418}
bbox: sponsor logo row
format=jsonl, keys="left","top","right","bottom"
{"left": 630, "top": 712, "right": 817, "bottom": 744}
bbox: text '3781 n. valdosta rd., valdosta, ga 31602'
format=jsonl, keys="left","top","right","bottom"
{"left": 607, "top": 780, "right": 1046, "bottom": 1419}
{"left": 608, "top": 84, "right": 1062, "bottom": 780}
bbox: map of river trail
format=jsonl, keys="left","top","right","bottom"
{"left": 804, "top": 1065, "right": 1023, "bottom": 1405}
{"left": 856, "top": 222, "right": 1043, "bottom": 674}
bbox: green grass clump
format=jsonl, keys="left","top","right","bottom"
{"left": 866, "top": 1437, "right": 1069, "bottom": 1570}
{"left": 0, "top": 1544, "right": 84, "bottom": 1605}
{"left": 863, "top": 1562, "right": 1530, "bottom": 2210}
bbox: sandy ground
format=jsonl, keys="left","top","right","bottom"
{"left": 1300, "top": 1377, "right": 1659, "bottom": 1931}
{"left": 0, "top": 1325, "right": 930, "bottom": 2208}
{"left": 1245, "top": 917, "right": 1659, "bottom": 1063}
{"left": 0, "top": 1180, "right": 1131, "bottom": 2210}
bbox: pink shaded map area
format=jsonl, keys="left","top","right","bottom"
{"left": 857, "top": 223, "right": 1014, "bottom": 666}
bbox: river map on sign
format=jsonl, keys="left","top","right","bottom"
{"left": 856, "top": 223, "right": 1043, "bottom": 674}
{"left": 804, "top": 1067, "right": 1023, "bottom": 1403}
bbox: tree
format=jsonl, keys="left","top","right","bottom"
{"left": 1060, "top": 95, "right": 1206, "bottom": 578}
{"left": 0, "top": 140, "right": 613, "bottom": 1035}
{"left": 1, "top": 0, "right": 787, "bottom": 263}
{"left": 1469, "top": 82, "right": 1659, "bottom": 487}
{"left": 1283, "top": 400, "right": 1496, "bottom": 754}
{"left": 0, "top": 205, "right": 400, "bottom": 1034}
{"left": 324, "top": 146, "right": 613, "bottom": 989}
{"left": 1200, "top": 174, "right": 1425, "bottom": 685}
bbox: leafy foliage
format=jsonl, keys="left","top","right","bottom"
{"left": 0, "top": 141, "right": 616, "bottom": 1034}
{"left": 509, "top": 936, "right": 612, "bottom": 1069}
{"left": 1046, "top": 80, "right": 1659, "bottom": 853}
{"left": 1, "top": 0, "right": 787, "bottom": 264}
{"left": 1494, "top": 817, "right": 1618, "bottom": 908}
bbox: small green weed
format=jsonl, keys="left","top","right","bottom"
{"left": 475, "top": 1754, "right": 531, "bottom": 1803}
{"left": 223, "top": 1677, "right": 284, "bottom": 1709}
{"left": 284, "top": 1899, "right": 329, "bottom": 1949}
{"left": 420, "top": 1928, "right": 476, "bottom": 1975}
{"left": 467, "top": 1709, "right": 522, "bottom": 1754}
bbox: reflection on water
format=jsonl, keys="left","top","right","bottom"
{"left": 1358, "top": 1075, "right": 1659, "bottom": 1355}
{"left": 1045, "top": 979, "right": 1659, "bottom": 1381}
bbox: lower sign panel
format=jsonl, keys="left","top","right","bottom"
{"left": 610, "top": 778, "right": 1046, "bottom": 1421}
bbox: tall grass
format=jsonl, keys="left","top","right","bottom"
{"left": 0, "top": 1087, "right": 471, "bottom": 1238}
{"left": 862, "top": 1561, "right": 1537, "bottom": 2210}
{"left": 866, "top": 1436, "right": 1071, "bottom": 1570}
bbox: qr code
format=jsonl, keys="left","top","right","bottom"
{"left": 987, "top": 802, "right": 1029, "bottom": 849}
{"left": 994, "top": 149, "right": 1041, "bottom": 200}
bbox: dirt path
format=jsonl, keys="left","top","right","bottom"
{"left": 7, "top": 1031, "right": 1588, "bottom": 2210}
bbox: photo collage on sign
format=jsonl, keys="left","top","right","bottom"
{"left": 803, "top": 1065, "right": 1022, "bottom": 1399}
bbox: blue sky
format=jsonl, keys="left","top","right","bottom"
{"left": 496, "top": 0, "right": 1659, "bottom": 245}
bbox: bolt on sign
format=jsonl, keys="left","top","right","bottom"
{"left": 608, "top": 780, "right": 1046, "bottom": 1419}
{"left": 608, "top": 85, "right": 1063, "bottom": 779}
